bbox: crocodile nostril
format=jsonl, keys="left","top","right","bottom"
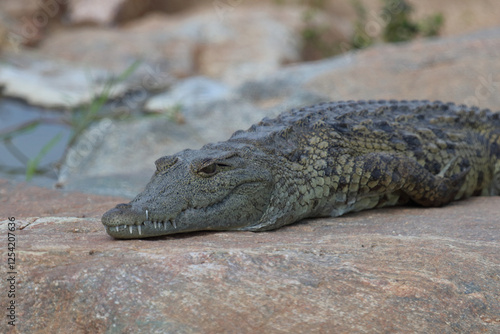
{"left": 116, "top": 203, "right": 132, "bottom": 210}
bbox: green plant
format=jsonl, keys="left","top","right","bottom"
{"left": 67, "top": 60, "right": 141, "bottom": 148}
{"left": 418, "top": 13, "right": 444, "bottom": 37}
{"left": 0, "top": 120, "right": 40, "bottom": 141}
{"left": 381, "top": 0, "right": 418, "bottom": 42}
{"left": 300, "top": 5, "right": 340, "bottom": 60}
{"left": 0, "top": 60, "right": 141, "bottom": 181}
{"left": 381, "top": 0, "right": 443, "bottom": 42}
{"left": 0, "top": 120, "right": 58, "bottom": 179}
{"left": 303, "top": 0, "right": 445, "bottom": 57}
{"left": 350, "top": 0, "right": 374, "bottom": 49}
{"left": 164, "top": 104, "right": 185, "bottom": 123}
{"left": 25, "top": 133, "right": 62, "bottom": 181}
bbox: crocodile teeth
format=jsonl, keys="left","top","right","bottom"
{"left": 153, "top": 221, "right": 158, "bottom": 229}
{"left": 138, "top": 224, "right": 142, "bottom": 235}
{"left": 129, "top": 225, "right": 133, "bottom": 234}
{"left": 115, "top": 226, "right": 120, "bottom": 232}
{"left": 172, "top": 221, "right": 177, "bottom": 229}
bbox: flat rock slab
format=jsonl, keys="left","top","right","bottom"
{"left": 1, "top": 180, "right": 499, "bottom": 333}
{"left": 0, "top": 53, "right": 132, "bottom": 108}
{"left": 0, "top": 179, "right": 127, "bottom": 218}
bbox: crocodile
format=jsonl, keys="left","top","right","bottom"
{"left": 102, "top": 100, "right": 500, "bottom": 239}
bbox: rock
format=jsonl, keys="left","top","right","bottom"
{"left": 0, "top": 0, "right": 59, "bottom": 47}
{"left": 2, "top": 179, "right": 499, "bottom": 333}
{"left": 195, "top": 6, "right": 302, "bottom": 85}
{"left": 144, "top": 76, "right": 232, "bottom": 112}
{"left": 56, "top": 28, "right": 500, "bottom": 196}
{"left": 306, "top": 28, "right": 500, "bottom": 110}
{"left": 67, "top": 0, "right": 136, "bottom": 25}
{"left": 56, "top": 117, "right": 203, "bottom": 197}
{"left": 56, "top": 75, "right": 326, "bottom": 196}
{"left": 13, "top": 4, "right": 500, "bottom": 111}
{"left": 56, "top": 97, "right": 269, "bottom": 196}
{"left": 66, "top": 0, "right": 206, "bottom": 26}
{"left": 0, "top": 53, "right": 131, "bottom": 108}
{"left": 411, "top": 0, "right": 500, "bottom": 36}
{"left": 34, "top": 14, "right": 193, "bottom": 77}
{"left": 37, "top": 5, "right": 303, "bottom": 83}
{"left": 0, "top": 21, "right": 12, "bottom": 53}
{"left": 0, "top": 179, "right": 127, "bottom": 218}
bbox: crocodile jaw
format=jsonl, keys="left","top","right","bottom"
{"left": 102, "top": 181, "right": 271, "bottom": 239}
{"left": 101, "top": 148, "right": 274, "bottom": 239}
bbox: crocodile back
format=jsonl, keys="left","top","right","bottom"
{"left": 227, "top": 100, "right": 499, "bottom": 167}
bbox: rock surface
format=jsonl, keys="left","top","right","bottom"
{"left": 307, "top": 28, "right": 500, "bottom": 109}
{"left": 56, "top": 27, "right": 500, "bottom": 196}
{"left": 0, "top": 179, "right": 126, "bottom": 218}
{"left": 36, "top": 6, "right": 303, "bottom": 84}
{"left": 66, "top": 0, "right": 207, "bottom": 25}
{"left": 1, "top": 180, "right": 499, "bottom": 333}
{"left": 0, "top": 53, "right": 132, "bottom": 108}
{"left": 2, "top": 2, "right": 500, "bottom": 109}
{"left": 0, "top": 4, "right": 305, "bottom": 108}
{"left": 1, "top": 3, "right": 500, "bottom": 332}
{"left": 67, "top": 0, "right": 150, "bottom": 25}
{"left": 55, "top": 87, "right": 326, "bottom": 196}
{"left": 144, "top": 76, "right": 232, "bottom": 112}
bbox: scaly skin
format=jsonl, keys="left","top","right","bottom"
{"left": 102, "top": 100, "right": 500, "bottom": 239}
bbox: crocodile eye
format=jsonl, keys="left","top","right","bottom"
{"left": 199, "top": 163, "right": 217, "bottom": 176}
{"left": 197, "top": 162, "right": 231, "bottom": 177}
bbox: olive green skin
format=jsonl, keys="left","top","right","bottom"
{"left": 102, "top": 100, "right": 500, "bottom": 239}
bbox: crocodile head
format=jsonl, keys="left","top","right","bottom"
{"left": 101, "top": 147, "right": 274, "bottom": 238}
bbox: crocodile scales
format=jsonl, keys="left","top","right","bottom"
{"left": 102, "top": 100, "right": 500, "bottom": 239}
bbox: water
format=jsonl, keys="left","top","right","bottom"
{"left": 0, "top": 98, "right": 72, "bottom": 187}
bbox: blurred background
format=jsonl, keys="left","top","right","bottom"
{"left": 1, "top": 0, "right": 499, "bottom": 196}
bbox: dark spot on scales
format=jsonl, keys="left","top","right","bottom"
{"left": 432, "top": 128, "right": 446, "bottom": 139}
{"left": 332, "top": 122, "right": 350, "bottom": 133}
{"left": 375, "top": 120, "right": 393, "bottom": 133}
{"left": 403, "top": 134, "right": 421, "bottom": 148}
{"left": 371, "top": 167, "right": 382, "bottom": 180}
{"left": 477, "top": 171, "right": 484, "bottom": 185}
{"left": 424, "top": 159, "right": 442, "bottom": 174}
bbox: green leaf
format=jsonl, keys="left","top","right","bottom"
{"left": 0, "top": 120, "right": 40, "bottom": 141}
{"left": 26, "top": 133, "right": 63, "bottom": 181}
{"left": 117, "top": 60, "right": 141, "bottom": 82}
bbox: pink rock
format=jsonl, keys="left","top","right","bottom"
{"left": 67, "top": 0, "right": 129, "bottom": 25}
{"left": 2, "top": 179, "right": 499, "bottom": 332}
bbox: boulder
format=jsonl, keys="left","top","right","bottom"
{"left": 0, "top": 0, "right": 60, "bottom": 47}
{"left": 66, "top": 0, "right": 151, "bottom": 25}
{"left": 37, "top": 6, "right": 303, "bottom": 83}
{"left": 1, "top": 179, "right": 499, "bottom": 333}
{"left": 306, "top": 28, "right": 500, "bottom": 109}
{"left": 55, "top": 76, "right": 326, "bottom": 196}
{"left": 144, "top": 76, "right": 232, "bottom": 112}
{"left": 0, "top": 53, "right": 131, "bottom": 108}
{"left": 55, "top": 28, "right": 500, "bottom": 196}
{"left": 66, "top": 0, "right": 211, "bottom": 26}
